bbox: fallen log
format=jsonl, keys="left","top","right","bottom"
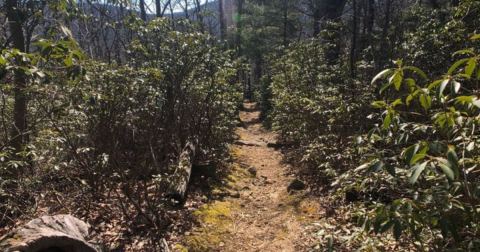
{"left": 166, "top": 137, "right": 198, "bottom": 205}
{"left": 234, "top": 140, "right": 264, "bottom": 147}
{"left": 0, "top": 215, "right": 99, "bottom": 252}
{"left": 192, "top": 160, "right": 217, "bottom": 177}
{"left": 266, "top": 141, "right": 299, "bottom": 148}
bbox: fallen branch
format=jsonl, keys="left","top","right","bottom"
{"left": 266, "top": 142, "right": 299, "bottom": 148}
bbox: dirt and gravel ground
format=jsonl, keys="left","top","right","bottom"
{"left": 183, "top": 102, "right": 323, "bottom": 252}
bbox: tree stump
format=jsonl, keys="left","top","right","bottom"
{"left": 0, "top": 215, "right": 99, "bottom": 252}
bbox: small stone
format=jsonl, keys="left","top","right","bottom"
{"left": 229, "top": 190, "right": 241, "bottom": 198}
{"left": 247, "top": 167, "right": 257, "bottom": 177}
{"left": 287, "top": 178, "right": 306, "bottom": 193}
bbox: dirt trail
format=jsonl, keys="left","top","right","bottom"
{"left": 219, "top": 102, "right": 319, "bottom": 252}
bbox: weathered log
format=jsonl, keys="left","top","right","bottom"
{"left": 266, "top": 142, "right": 298, "bottom": 148}
{"left": 234, "top": 140, "right": 264, "bottom": 147}
{"left": 166, "top": 137, "right": 198, "bottom": 204}
{"left": 192, "top": 161, "right": 217, "bottom": 177}
{"left": 0, "top": 215, "right": 99, "bottom": 252}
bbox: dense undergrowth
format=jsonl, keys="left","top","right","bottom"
{"left": 260, "top": 1, "right": 480, "bottom": 251}
{"left": 0, "top": 16, "right": 241, "bottom": 249}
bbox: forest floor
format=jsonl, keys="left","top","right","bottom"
{"left": 178, "top": 102, "right": 324, "bottom": 251}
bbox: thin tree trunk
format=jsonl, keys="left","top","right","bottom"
{"left": 283, "top": 5, "right": 288, "bottom": 47}
{"left": 428, "top": 0, "right": 441, "bottom": 9}
{"left": 313, "top": 8, "right": 320, "bottom": 37}
{"left": 368, "top": 0, "right": 374, "bottom": 34}
{"left": 235, "top": 0, "right": 243, "bottom": 55}
{"left": 139, "top": 0, "right": 147, "bottom": 21}
{"left": 6, "top": 0, "right": 28, "bottom": 165}
{"left": 350, "top": 0, "right": 357, "bottom": 79}
{"left": 155, "top": 0, "right": 161, "bottom": 17}
{"left": 312, "top": 0, "right": 347, "bottom": 63}
{"left": 219, "top": 0, "right": 227, "bottom": 48}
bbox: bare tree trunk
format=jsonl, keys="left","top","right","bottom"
{"left": 6, "top": 0, "right": 28, "bottom": 166}
{"left": 312, "top": 0, "right": 347, "bottom": 63}
{"left": 283, "top": 4, "right": 288, "bottom": 47}
{"left": 155, "top": 0, "right": 161, "bottom": 17}
{"left": 350, "top": 0, "right": 357, "bottom": 79}
{"left": 312, "top": 7, "right": 321, "bottom": 37}
{"left": 183, "top": 0, "right": 190, "bottom": 19}
{"left": 368, "top": 0, "right": 374, "bottom": 34}
{"left": 428, "top": 0, "right": 441, "bottom": 9}
{"left": 219, "top": 0, "right": 227, "bottom": 48}
{"left": 235, "top": 0, "right": 244, "bottom": 55}
{"left": 139, "top": 0, "right": 147, "bottom": 21}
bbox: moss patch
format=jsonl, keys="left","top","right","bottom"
{"left": 230, "top": 147, "right": 242, "bottom": 159}
{"left": 282, "top": 194, "right": 322, "bottom": 223}
{"left": 184, "top": 201, "right": 237, "bottom": 252}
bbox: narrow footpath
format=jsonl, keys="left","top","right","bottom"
{"left": 227, "top": 102, "right": 318, "bottom": 251}
{"left": 185, "top": 102, "right": 322, "bottom": 251}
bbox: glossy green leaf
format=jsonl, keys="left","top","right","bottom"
{"left": 419, "top": 94, "right": 431, "bottom": 110}
{"left": 391, "top": 99, "right": 403, "bottom": 107}
{"left": 437, "top": 158, "right": 455, "bottom": 182}
{"left": 392, "top": 73, "right": 402, "bottom": 91}
{"left": 470, "top": 34, "right": 480, "bottom": 40}
{"left": 386, "top": 163, "right": 396, "bottom": 177}
{"left": 404, "top": 66, "right": 428, "bottom": 81}
{"left": 467, "top": 142, "right": 475, "bottom": 151}
{"left": 453, "top": 49, "right": 475, "bottom": 56}
{"left": 465, "top": 58, "right": 476, "bottom": 77}
{"left": 455, "top": 95, "right": 476, "bottom": 104}
{"left": 409, "top": 161, "right": 428, "bottom": 184}
{"left": 367, "top": 160, "right": 383, "bottom": 174}
{"left": 436, "top": 79, "right": 449, "bottom": 100}
{"left": 448, "top": 58, "right": 469, "bottom": 75}
{"left": 372, "top": 101, "right": 386, "bottom": 108}
{"left": 383, "top": 111, "right": 393, "bottom": 128}
{"left": 410, "top": 154, "right": 426, "bottom": 165}
{"left": 405, "top": 144, "right": 420, "bottom": 165}
{"left": 428, "top": 79, "right": 443, "bottom": 91}
{"left": 396, "top": 59, "right": 403, "bottom": 67}
{"left": 379, "top": 82, "right": 393, "bottom": 93}
{"left": 394, "top": 220, "right": 402, "bottom": 240}
{"left": 440, "top": 218, "right": 449, "bottom": 238}
{"left": 406, "top": 90, "right": 419, "bottom": 105}
{"left": 63, "top": 57, "right": 73, "bottom": 67}
{"left": 405, "top": 78, "right": 417, "bottom": 92}
{"left": 447, "top": 148, "right": 458, "bottom": 166}
{"left": 60, "top": 25, "right": 73, "bottom": 38}
{"left": 452, "top": 80, "right": 461, "bottom": 93}
{"left": 380, "top": 220, "right": 395, "bottom": 233}
{"left": 372, "top": 69, "right": 394, "bottom": 84}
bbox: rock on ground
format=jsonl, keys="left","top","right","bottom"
{"left": 0, "top": 215, "right": 99, "bottom": 252}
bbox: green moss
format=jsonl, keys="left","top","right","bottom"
{"left": 184, "top": 201, "right": 237, "bottom": 252}
{"left": 230, "top": 147, "right": 242, "bottom": 159}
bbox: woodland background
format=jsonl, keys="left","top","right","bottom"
{"left": 1, "top": 0, "right": 480, "bottom": 251}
